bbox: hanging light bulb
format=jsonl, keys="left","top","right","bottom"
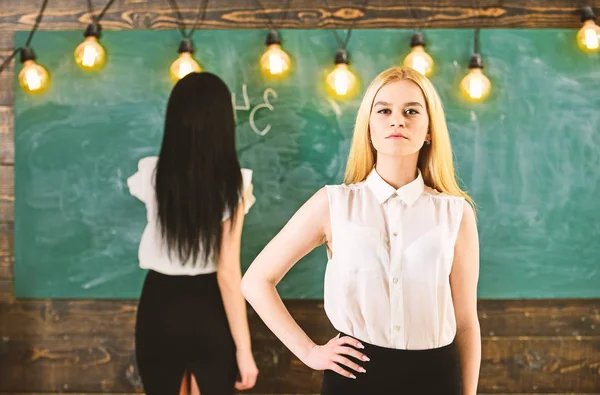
{"left": 577, "top": 6, "right": 600, "bottom": 53}
{"left": 403, "top": 31, "right": 434, "bottom": 77}
{"left": 74, "top": 23, "right": 107, "bottom": 71}
{"left": 169, "top": 38, "right": 202, "bottom": 82}
{"left": 326, "top": 48, "right": 358, "bottom": 98}
{"left": 460, "top": 29, "right": 491, "bottom": 102}
{"left": 460, "top": 53, "right": 491, "bottom": 102}
{"left": 18, "top": 47, "right": 50, "bottom": 94}
{"left": 260, "top": 30, "right": 291, "bottom": 77}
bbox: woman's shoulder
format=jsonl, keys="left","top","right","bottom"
{"left": 423, "top": 186, "right": 473, "bottom": 219}
{"left": 221, "top": 168, "right": 256, "bottom": 221}
{"left": 128, "top": 156, "right": 158, "bottom": 203}
{"left": 324, "top": 181, "right": 368, "bottom": 202}
{"left": 137, "top": 155, "right": 158, "bottom": 170}
{"left": 424, "top": 185, "right": 465, "bottom": 202}
{"left": 325, "top": 180, "right": 367, "bottom": 193}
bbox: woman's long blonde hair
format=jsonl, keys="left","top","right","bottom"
{"left": 344, "top": 66, "right": 474, "bottom": 207}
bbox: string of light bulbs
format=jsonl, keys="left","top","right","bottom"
{"left": 460, "top": 29, "right": 492, "bottom": 102}
{"left": 167, "top": 0, "right": 209, "bottom": 82}
{"left": 255, "top": 0, "right": 292, "bottom": 78}
{"left": 0, "top": 3, "right": 597, "bottom": 101}
{"left": 73, "top": 0, "right": 116, "bottom": 71}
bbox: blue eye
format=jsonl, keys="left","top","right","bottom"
{"left": 405, "top": 109, "right": 419, "bottom": 115}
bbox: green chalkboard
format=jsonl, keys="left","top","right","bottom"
{"left": 14, "top": 29, "right": 600, "bottom": 299}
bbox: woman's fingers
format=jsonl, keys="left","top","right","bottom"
{"left": 329, "top": 361, "right": 356, "bottom": 379}
{"left": 337, "top": 346, "right": 370, "bottom": 362}
{"left": 333, "top": 354, "right": 366, "bottom": 374}
{"left": 338, "top": 336, "right": 364, "bottom": 350}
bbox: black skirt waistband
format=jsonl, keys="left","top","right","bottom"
{"left": 321, "top": 331, "right": 462, "bottom": 394}
{"left": 339, "top": 331, "right": 457, "bottom": 355}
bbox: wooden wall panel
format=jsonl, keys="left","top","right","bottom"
{"left": 0, "top": 51, "right": 13, "bottom": 107}
{"left": 1, "top": 0, "right": 600, "bottom": 32}
{"left": 2, "top": 299, "right": 599, "bottom": 339}
{"left": 0, "top": 299, "right": 599, "bottom": 393}
{"left": 0, "top": 106, "right": 13, "bottom": 166}
{"left": 0, "top": 222, "right": 13, "bottom": 302}
{"left": 0, "top": 166, "right": 12, "bottom": 223}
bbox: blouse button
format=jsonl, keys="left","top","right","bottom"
{"left": 395, "top": 325, "right": 401, "bottom": 331}
{"left": 393, "top": 232, "right": 398, "bottom": 236}
{"left": 392, "top": 277, "right": 399, "bottom": 284}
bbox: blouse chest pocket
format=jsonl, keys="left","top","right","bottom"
{"left": 332, "top": 222, "right": 384, "bottom": 273}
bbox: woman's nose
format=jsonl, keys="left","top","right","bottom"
{"left": 389, "top": 115, "right": 405, "bottom": 127}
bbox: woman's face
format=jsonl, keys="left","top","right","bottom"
{"left": 369, "top": 79, "right": 430, "bottom": 158}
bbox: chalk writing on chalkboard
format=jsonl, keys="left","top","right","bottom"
{"left": 232, "top": 83, "right": 278, "bottom": 136}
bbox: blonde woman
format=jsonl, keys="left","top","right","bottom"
{"left": 241, "top": 67, "right": 481, "bottom": 394}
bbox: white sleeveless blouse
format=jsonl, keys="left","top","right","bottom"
{"left": 324, "top": 168, "right": 465, "bottom": 350}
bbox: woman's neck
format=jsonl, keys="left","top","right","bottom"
{"left": 374, "top": 154, "right": 419, "bottom": 190}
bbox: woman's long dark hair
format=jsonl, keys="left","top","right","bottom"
{"left": 155, "top": 72, "right": 242, "bottom": 265}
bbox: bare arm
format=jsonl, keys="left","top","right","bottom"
{"left": 450, "top": 201, "right": 482, "bottom": 395}
{"left": 217, "top": 187, "right": 258, "bottom": 390}
{"left": 241, "top": 187, "right": 368, "bottom": 378}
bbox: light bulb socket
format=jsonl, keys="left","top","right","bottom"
{"left": 334, "top": 48, "right": 349, "bottom": 65}
{"left": 84, "top": 23, "right": 102, "bottom": 39}
{"left": 468, "top": 53, "right": 484, "bottom": 69}
{"left": 265, "top": 29, "right": 281, "bottom": 46}
{"left": 581, "top": 6, "right": 597, "bottom": 22}
{"left": 19, "top": 46, "right": 36, "bottom": 63}
{"left": 178, "top": 38, "right": 194, "bottom": 54}
{"left": 410, "top": 31, "right": 426, "bottom": 48}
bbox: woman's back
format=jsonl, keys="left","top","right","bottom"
{"left": 128, "top": 156, "right": 255, "bottom": 275}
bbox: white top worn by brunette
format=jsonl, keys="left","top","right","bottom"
{"left": 127, "top": 156, "right": 256, "bottom": 276}
{"left": 324, "top": 168, "right": 464, "bottom": 350}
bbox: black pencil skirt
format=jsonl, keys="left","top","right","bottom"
{"left": 135, "top": 270, "right": 237, "bottom": 395}
{"left": 322, "top": 332, "right": 462, "bottom": 395}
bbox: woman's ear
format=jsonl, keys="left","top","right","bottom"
{"left": 425, "top": 131, "right": 432, "bottom": 145}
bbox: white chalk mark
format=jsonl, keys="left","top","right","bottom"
{"left": 250, "top": 88, "right": 278, "bottom": 136}
{"left": 232, "top": 83, "right": 251, "bottom": 111}
{"left": 326, "top": 98, "right": 342, "bottom": 118}
{"left": 81, "top": 265, "right": 136, "bottom": 289}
